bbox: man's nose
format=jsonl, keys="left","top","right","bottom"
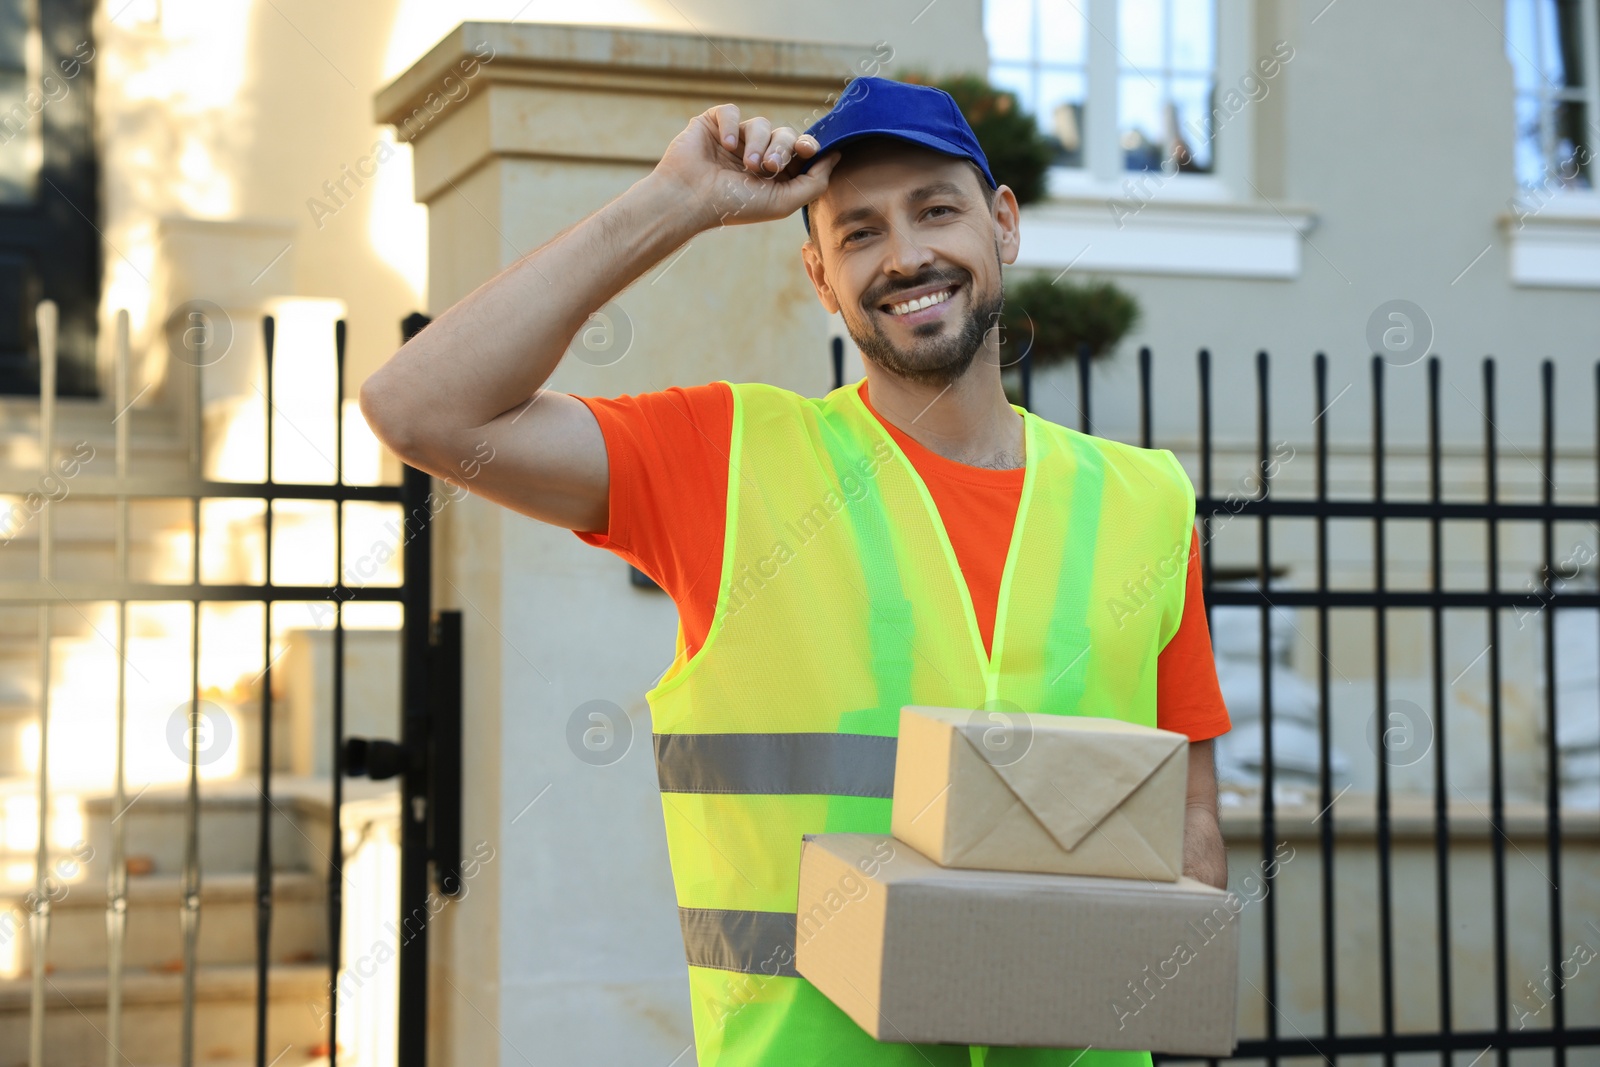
{"left": 880, "top": 218, "right": 936, "bottom": 277}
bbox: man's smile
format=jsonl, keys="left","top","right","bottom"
{"left": 877, "top": 282, "right": 962, "bottom": 325}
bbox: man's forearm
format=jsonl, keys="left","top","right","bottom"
{"left": 1183, "top": 805, "right": 1228, "bottom": 890}
{"left": 1181, "top": 738, "right": 1228, "bottom": 889}
{"left": 361, "top": 174, "right": 705, "bottom": 448}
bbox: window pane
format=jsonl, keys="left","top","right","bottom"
{"left": 0, "top": 70, "right": 34, "bottom": 202}
{"left": 0, "top": 0, "right": 32, "bottom": 206}
{"left": 1120, "top": 0, "right": 1166, "bottom": 71}
{"left": 1545, "top": 98, "right": 1594, "bottom": 187}
{"left": 1514, "top": 95, "right": 1593, "bottom": 190}
{"left": 1505, "top": 0, "right": 1594, "bottom": 191}
{"left": 1552, "top": 99, "right": 1592, "bottom": 185}
{"left": 1514, "top": 92, "right": 1547, "bottom": 186}
{"left": 1506, "top": 0, "right": 1542, "bottom": 90}
{"left": 1547, "top": 0, "right": 1584, "bottom": 86}
{"left": 1168, "top": 76, "right": 1214, "bottom": 169}
{"left": 0, "top": 0, "right": 22, "bottom": 75}
{"left": 1038, "top": 0, "right": 1087, "bottom": 65}
{"left": 986, "top": 0, "right": 1086, "bottom": 171}
{"left": 1171, "top": 0, "right": 1216, "bottom": 70}
{"left": 1119, "top": 0, "right": 1216, "bottom": 174}
{"left": 987, "top": 0, "right": 1033, "bottom": 64}
{"left": 1119, "top": 72, "right": 1165, "bottom": 171}
{"left": 1038, "top": 70, "right": 1087, "bottom": 167}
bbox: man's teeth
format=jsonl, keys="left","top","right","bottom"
{"left": 886, "top": 287, "right": 954, "bottom": 316}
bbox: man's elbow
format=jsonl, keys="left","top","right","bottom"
{"left": 358, "top": 373, "right": 424, "bottom": 466}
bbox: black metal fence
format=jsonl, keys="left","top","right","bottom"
{"left": 1109, "top": 347, "right": 1596, "bottom": 1067}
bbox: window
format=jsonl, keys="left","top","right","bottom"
{"left": 1505, "top": 0, "right": 1599, "bottom": 193}
{"left": 0, "top": 0, "right": 99, "bottom": 396}
{"left": 985, "top": 0, "right": 1219, "bottom": 181}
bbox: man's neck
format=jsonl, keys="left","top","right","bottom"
{"left": 861, "top": 358, "right": 1025, "bottom": 470}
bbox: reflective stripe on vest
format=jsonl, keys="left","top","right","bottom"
{"left": 654, "top": 732, "right": 897, "bottom": 797}
{"left": 678, "top": 907, "right": 799, "bottom": 977}
{"left": 645, "top": 379, "right": 1196, "bottom": 1067}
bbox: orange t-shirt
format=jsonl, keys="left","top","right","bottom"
{"left": 573, "top": 380, "right": 1231, "bottom": 742}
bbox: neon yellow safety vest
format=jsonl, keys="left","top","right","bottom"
{"left": 647, "top": 379, "right": 1196, "bottom": 1067}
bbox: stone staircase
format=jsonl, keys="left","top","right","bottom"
{"left": 0, "top": 780, "right": 367, "bottom": 1067}
{"left": 0, "top": 965, "right": 328, "bottom": 1067}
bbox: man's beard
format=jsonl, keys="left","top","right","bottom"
{"left": 843, "top": 269, "right": 1005, "bottom": 389}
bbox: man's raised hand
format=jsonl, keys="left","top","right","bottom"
{"left": 654, "top": 103, "right": 841, "bottom": 231}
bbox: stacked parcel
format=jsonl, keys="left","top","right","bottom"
{"left": 795, "top": 706, "right": 1241, "bottom": 1055}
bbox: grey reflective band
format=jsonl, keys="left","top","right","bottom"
{"left": 679, "top": 907, "right": 799, "bottom": 977}
{"left": 653, "top": 732, "right": 897, "bottom": 797}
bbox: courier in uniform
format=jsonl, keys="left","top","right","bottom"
{"left": 361, "top": 74, "right": 1232, "bottom": 1067}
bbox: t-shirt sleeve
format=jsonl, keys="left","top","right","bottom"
{"left": 1155, "top": 526, "right": 1233, "bottom": 743}
{"left": 569, "top": 382, "right": 732, "bottom": 656}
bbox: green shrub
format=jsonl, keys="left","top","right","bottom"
{"left": 999, "top": 272, "right": 1141, "bottom": 368}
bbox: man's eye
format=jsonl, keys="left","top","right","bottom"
{"left": 844, "top": 229, "right": 871, "bottom": 243}
{"left": 927, "top": 205, "right": 953, "bottom": 218}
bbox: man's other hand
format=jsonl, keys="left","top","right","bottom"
{"left": 653, "top": 103, "right": 841, "bottom": 231}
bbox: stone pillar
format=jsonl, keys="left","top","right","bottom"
{"left": 376, "top": 22, "right": 878, "bottom": 1065}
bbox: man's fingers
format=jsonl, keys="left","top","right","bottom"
{"left": 714, "top": 104, "right": 741, "bottom": 149}
{"left": 775, "top": 135, "right": 823, "bottom": 179}
{"left": 739, "top": 116, "right": 773, "bottom": 172}
{"left": 762, "top": 128, "right": 801, "bottom": 173}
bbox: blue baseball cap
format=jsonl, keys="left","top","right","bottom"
{"left": 797, "top": 76, "right": 998, "bottom": 235}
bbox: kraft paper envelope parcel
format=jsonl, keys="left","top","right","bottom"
{"left": 794, "top": 832, "right": 1240, "bottom": 1055}
{"left": 890, "top": 706, "right": 1189, "bottom": 880}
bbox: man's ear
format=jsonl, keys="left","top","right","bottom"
{"left": 801, "top": 235, "right": 842, "bottom": 315}
{"left": 992, "top": 184, "right": 1021, "bottom": 267}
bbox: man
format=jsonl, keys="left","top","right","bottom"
{"left": 361, "top": 76, "right": 1231, "bottom": 1067}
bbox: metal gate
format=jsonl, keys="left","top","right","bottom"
{"left": 12, "top": 304, "right": 457, "bottom": 1066}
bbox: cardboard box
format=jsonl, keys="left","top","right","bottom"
{"left": 794, "top": 833, "right": 1240, "bottom": 1056}
{"left": 891, "top": 706, "right": 1189, "bottom": 881}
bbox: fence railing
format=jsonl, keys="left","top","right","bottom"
{"left": 1104, "top": 347, "right": 1597, "bottom": 1067}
